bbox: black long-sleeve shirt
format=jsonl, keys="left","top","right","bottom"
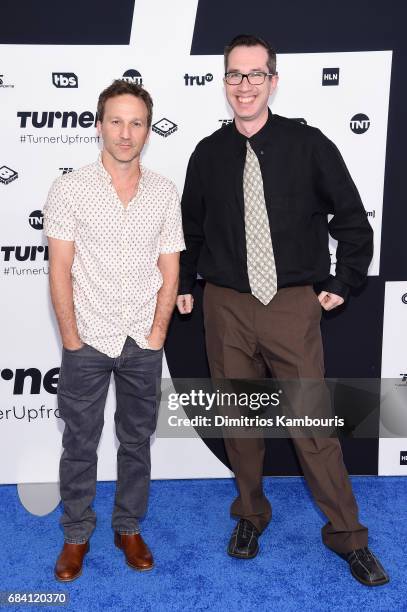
{"left": 179, "top": 110, "right": 373, "bottom": 300}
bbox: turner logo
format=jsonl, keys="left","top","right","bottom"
{"left": 152, "top": 118, "right": 178, "bottom": 137}
{"left": 28, "top": 210, "right": 43, "bottom": 230}
{"left": 400, "top": 452, "right": 407, "bottom": 466}
{"left": 121, "top": 69, "right": 142, "bottom": 85}
{"left": 0, "top": 367, "right": 59, "bottom": 395}
{"left": 52, "top": 72, "right": 78, "bottom": 88}
{"left": 350, "top": 114, "right": 370, "bottom": 134}
{"left": 322, "top": 68, "right": 339, "bottom": 85}
{"left": 1, "top": 245, "right": 48, "bottom": 262}
{"left": 0, "top": 166, "right": 18, "bottom": 185}
{"left": 17, "top": 111, "right": 97, "bottom": 128}
{"left": 184, "top": 73, "right": 213, "bottom": 86}
{"left": 402, "top": 293, "right": 407, "bottom": 304}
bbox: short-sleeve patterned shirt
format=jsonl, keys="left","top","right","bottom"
{"left": 43, "top": 155, "right": 185, "bottom": 357}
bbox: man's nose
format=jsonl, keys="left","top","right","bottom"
{"left": 120, "top": 124, "right": 130, "bottom": 139}
{"left": 238, "top": 76, "right": 252, "bottom": 91}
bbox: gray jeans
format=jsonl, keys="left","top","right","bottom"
{"left": 57, "top": 336, "right": 162, "bottom": 543}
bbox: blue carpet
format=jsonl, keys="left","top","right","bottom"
{"left": 0, "top": 477, "right": 406, "bottom": 612}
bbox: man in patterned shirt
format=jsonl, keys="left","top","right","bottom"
{"left": 44, "top": 80, "right": 185, "bottom": 581}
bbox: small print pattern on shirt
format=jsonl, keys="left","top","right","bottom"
{"left": 43, "top": 155, "right": 185, "bottom": 357}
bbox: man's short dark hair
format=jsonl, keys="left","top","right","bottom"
{"left": 224, "top": 34, "right": 277, "bottom": 75}
{"left": 97, "top": 79, "right": 153, "bottom": 128}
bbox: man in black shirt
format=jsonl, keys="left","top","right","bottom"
{"left": 177, "top": 34, "right": 388, "bottom": 586}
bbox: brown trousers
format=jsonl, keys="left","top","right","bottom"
{"left": 203, "top": 282, "right": 368, "bottom": 554}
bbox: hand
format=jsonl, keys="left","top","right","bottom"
{"left": 146, "top": 333, "right": 164, "bottom": 350}
{"left": 63, "top": 339, "right": 84, "bottom": 351}
{"left": 176, "top": 294, "right": 194, "bottom": 314}
{"left": 317, "top": 291, "right": 345, "bottom": 311}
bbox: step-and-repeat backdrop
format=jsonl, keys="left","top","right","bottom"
{"left": 0, "top": 0, "right": 404, "bottom": 483}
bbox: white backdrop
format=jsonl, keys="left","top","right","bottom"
{"left": 0, "top": 0, "right": 393, "bottom": 483}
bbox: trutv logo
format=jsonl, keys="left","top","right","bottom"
{"left": 184, "top": 73, "right": 213, "bottom": 86}
{"left": 0, "top": 367, "right": 59, "bottom": 395}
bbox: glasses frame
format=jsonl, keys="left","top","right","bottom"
{"left": 224, "top": 71, "right": 276, "bottom": 85}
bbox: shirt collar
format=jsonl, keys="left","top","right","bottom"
{"left": 96, "top": 153, "right": 112, "bottom": 183}
{"left": 232, "top": 108, "right": 274, "bottom": 149}
{"left": 96, "top": 153, "right": 146, "bottom": 190}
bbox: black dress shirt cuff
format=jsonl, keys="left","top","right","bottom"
{"left": 317, "top": 275, "right": 350, "bottom": 300}
{"left": 178, "top": 276, "right": 196, "bottom": 295}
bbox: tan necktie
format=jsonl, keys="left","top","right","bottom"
{"left": 243, "top": 140, "right": 277, "bottom": 305}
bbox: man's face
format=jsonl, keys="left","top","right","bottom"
{"left": 97, "top": 94, "right": 150, "bottom": 164}
{"left": 225, "top": 45, "right": 277, "bottom": 123}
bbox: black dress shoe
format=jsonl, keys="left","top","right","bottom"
{"left": 228, "top": 519, "right": 259, "bottom": 559}
{"left": 340, "top": 548, "right": 389, "bottom": 586}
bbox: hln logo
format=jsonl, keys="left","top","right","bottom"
{"left": 52, "top": 72, "right": 78, "bottom": 88}
{"left": 322, "top": 68, "right": 339, "bottom": 86}
{"left": 400, "top": 452, "right": 407, "bottom": 465}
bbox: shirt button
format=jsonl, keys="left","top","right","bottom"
{"left": 260, "top": 150, "right": 264, "bottom": 155}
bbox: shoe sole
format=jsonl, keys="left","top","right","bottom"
{"left": 54, "top": 569, "right": 83, "bottom": 582}
{"left": 227, "top": 545, "right": 259, "bottom": 559}
{"left": 350, "top": 567, "right": 390, "bottom": 587}
{"left": 126, "top": 560, "right": 154, "bottom": 572}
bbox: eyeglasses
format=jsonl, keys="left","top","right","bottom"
{"left": 224, "top": 71, "right": 276, "bottom": 85}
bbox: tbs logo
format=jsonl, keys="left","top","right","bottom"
{"left": 52, "top": 72, "right": 78, "bottom": 88}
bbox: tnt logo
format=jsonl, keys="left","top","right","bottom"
{"left": 152, "top": 118, "right": 178, "bottom": 137}
{"left": 400, "top": 452, "right": 407, "bottom": 465}
{"left": 28, "top": 210, "right": 44, "bottom": 230}
{"left": 322, "top": 68, "right": 339, "bottom": 86}
{"left": 184, "top": 73, "right": 213, "bottom": 86}
{"left": 122, "top": 69, "right": 142, "bottom": 85}
{"left": 59, "top": 168, "right": 74, "bottom": 174}
{"left": 0, "top": 166, "right": 18, "bottom": 185}
{"left": 52, "top": 73, "right": 78, "bottom": 88}
{"left": 350, "top": 113, "right": 370, "bottom": 134}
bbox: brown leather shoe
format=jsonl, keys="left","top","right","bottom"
{"left": 114, "top": 532, "right": 154, "bottom": 571}
{"left": 54, "top": 542, "right": 90, "bottom": 582}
